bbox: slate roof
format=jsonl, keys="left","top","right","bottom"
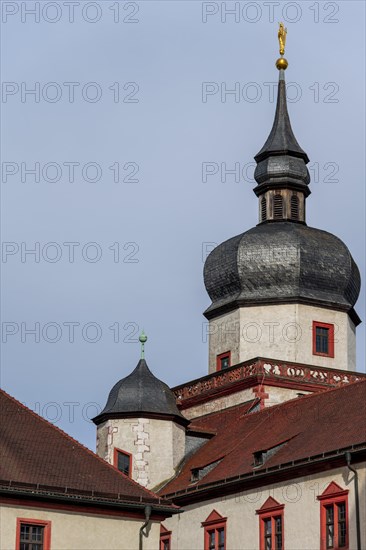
{"left": 253, "top": 69, "right": 310, "bottom": 196}
{"left": 160, "top": 380, "right": 366, "bottom": 497}
{"left": 204, "top": 221, "right": 361, "bottom": 322}
{"left": 0, "top": 388, "right": 174, "bottom": 510}
{"left": 255, "top": 71, "right": 309, "bottom": 164}
{"left": 93, "top": 359, "right": 188, "bottom": 426}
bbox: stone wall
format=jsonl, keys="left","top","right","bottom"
{"left": 96, "top": 417, "right": 185, "bottom": 490}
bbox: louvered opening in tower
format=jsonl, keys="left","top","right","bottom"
{"left": 291, "top": 195, "right": 299, "bottom": 220}
{"left": 261, "top": 197, "right": 267, "bottom": 221}
{"left": 273, "top": 195, "right": 283, "bottom": 219}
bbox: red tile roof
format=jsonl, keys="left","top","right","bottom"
{"left": 0, "top": 389, "right": 173, "bottom": 507}
{"left": 161, "top": 380, "right": 366, "bottom": 497}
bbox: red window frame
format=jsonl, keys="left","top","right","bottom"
{"left": 216, "top": 351, "right": 231, "bottom": 372}
{"left": 160, "top": 524, "right": 172, "bottom": 550}
{"left": 114, "top": 447, "right": 132, "bottom": 478}
{"left": 16, "top": 518, "right": 51, "bottom": 550}
{"left": 318, "top": 482, "right": 349, "bottom": 550}
{"left": 312, "top": 321, "right": 335, "bottom": 358}
{"left": 202, "top": 510, "right": 227, "bottom": 550}
{"left": 256, "top": 497, "right": 284, "bottom": 550}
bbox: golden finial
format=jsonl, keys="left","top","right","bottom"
{"left": 276, "top": 22, "right": 288, "bottom": 70}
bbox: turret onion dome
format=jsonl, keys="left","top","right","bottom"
{"left": 92, "top": 359, "right": 188, "bottom": 426}
{"left": 203, "top": 46, "right": 361, "bottom": 326}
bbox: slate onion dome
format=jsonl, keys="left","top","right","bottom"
{"left": 93, "top": 333, "right": 188, "bottom": 427}
{"left": 203, "top": 26, "right": 361, "bottom": 325}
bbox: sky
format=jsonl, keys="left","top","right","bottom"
{"left": 1, "top": 0, "right": 365, "bottom": 450}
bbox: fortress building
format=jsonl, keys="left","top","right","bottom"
{"left": 1, "top": 25, "right": 365, "bottom": 550}
{"left": 91, "top": 27, "right": 365, "bottom": 550}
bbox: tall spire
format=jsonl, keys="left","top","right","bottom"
{"left": 253, "top": 24, "right": 310, "bottom": 224}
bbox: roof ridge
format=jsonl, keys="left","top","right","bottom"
{"left": 0, "top": 387, "right": 165, "bottom": 503}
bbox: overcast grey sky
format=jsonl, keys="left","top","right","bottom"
{"left": 1, "top": 0, "right": 365, "bottom": 450}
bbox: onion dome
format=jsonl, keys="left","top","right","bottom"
{"left": 203, "top": 26, "right": 361, "bottom": 325}
{"left": 203, "top": 222, "right": 361, "bottom": 325}
{"left": 93, "top": 358, "right": 188, "bottom": 426}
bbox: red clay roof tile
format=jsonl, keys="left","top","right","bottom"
{"left": 161, "top": 380, "right": 366, "bottom": 496}
{"left": 0, "top": 389, "right": 171, "bottom": 505}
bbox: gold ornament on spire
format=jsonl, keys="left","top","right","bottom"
{"left": 278, "top": 22, "right": 287, "bottom": 55}
{"left": 276, "top": 22, "right": 288, "bottom": 70}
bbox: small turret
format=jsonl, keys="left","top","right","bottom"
{"left": 93, "top": 334, "right": 188, "bottom": 489}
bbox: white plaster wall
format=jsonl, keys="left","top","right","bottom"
{"left": 163, "top": 463, "right": 365, "bottom": 550}
{"left": 0, "top": 504, "right": 161, "bottom": 550}
{"left": 96, "top": 418, "right": 185, "bottom": 490}
{"left": 182, "top": 389, "right": 255, "bottom": 420}
{"left": 182, "top": 386, "right": 312, "bottom": 421}
{"left": 208, "top": 310, "right": 240, "bottom": 374}
{"left": 208, "top": 304, "right": 356, "bottom": 373}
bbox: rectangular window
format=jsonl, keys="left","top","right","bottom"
{"left": 318, "top": 483, "right": 349, "bottom": 550}
{"left": 20, "top": 524, "right": 44, "bottom": 550}
{"left": 206, "top": 527, "right": 225, "bottom": 550}
{"left": 313, "top": 321, "right": 334, "bottom": 358}
{"left": 160, "top": 525, "right": 171, "bottom": 550}
{"left": 202, "top": 511, "right": 227, "bottom": 550}
{"left": 114, "top": 448, "right": 132, "bottom": 477}
{"left": 16, "top": 519, "right": 51, "bottom": 550}
{"left": 326, "top": 505, "right": 334, "bottom": 548}
{"left": 338, "top": 502, "right": 346, "bottom": 547}
{"left": 274, "top": 516, "right": 283, "bottom": 550}
{"left": 216, "top": 351, "right": 231, "bottom": 371}
{"left": 257, "top": 499, "right": 284, "bottom": 550}
{"left": 261, "top": 516, "right": 283, "bottom": 550}
{"left": 323, "top": 502, "right": 348, "bottom": 549}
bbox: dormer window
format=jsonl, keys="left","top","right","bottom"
{"left": 191, "top": 468, "right": 200, "bottom": 482}
{"left": 253, "top": 451, "right": 264, "bottom": 467}
{"left": 191, "top": 460, "right": 222, "bottom": 483}
{"left": 253, "top": 439, "right": 292, "bottom": 468}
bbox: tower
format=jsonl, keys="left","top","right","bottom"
{"left": 203, "top": 35, "right": 361, "bottom": 373}
{"left": 93, "top": 334, "right": 188, "bottom": 490}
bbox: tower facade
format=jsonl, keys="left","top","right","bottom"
{"left": 203, "top": 62, "right": 361, "bottom": 373}
{"left": 93, "top": 357, "right": 188, "bottom": 490}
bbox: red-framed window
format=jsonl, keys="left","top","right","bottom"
{"left": 202, "top": 510, "right": 227, "bottom": 550}
{"left": 114, "top": 447, "right": 132, "bottom": 477}
{"left": 216, "top": 351, "right": 231, "bottom": 371}
{"left": 160, "top": 524, "right": 172, "bottom": 550}
{"left": 313, "top": 321, "right": 335, "bottom": 358}
{"left": 318, "top": 482, "right": 349, "bottom": 550}
{"left": 16, "top": 518, "right": 51, "bottom": 550}
{"left": 256, "top": 497, "right": 284, "bottom": 550}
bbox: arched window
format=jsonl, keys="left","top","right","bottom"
{"left": 261, "top": 197, "right": 267, "bottom": 221}
{"left": 291, "top": 195, "right": 299, "bottom": 220}
{"left": 273, "top": 194, "right": 283, "bottom": 219}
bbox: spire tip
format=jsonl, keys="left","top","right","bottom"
{"left": 276, "top": 22, "right": 288, "bottom": 70}
{"left": 139, "top": 330, "right": 147, "bottom": 359}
